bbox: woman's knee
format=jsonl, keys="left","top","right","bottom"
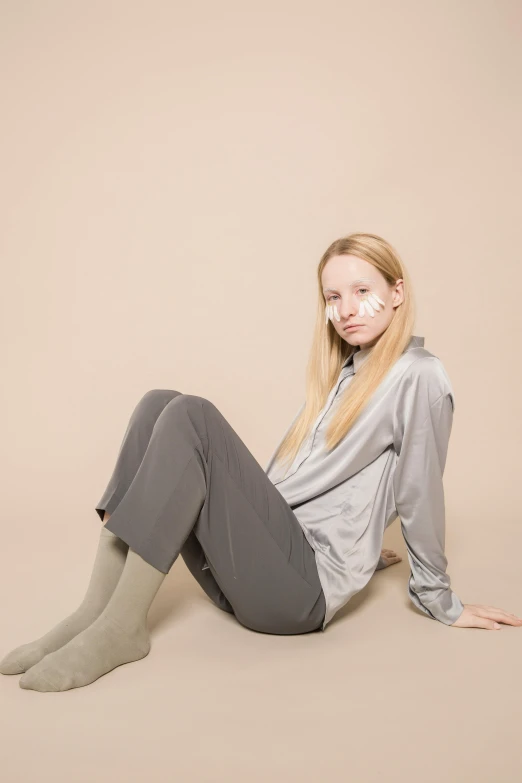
{"left": 143, "top": 393, "right": 211, "bottom": 442}
{"left": 132, "top": 389, "right": 182, "bottom": 417}
{"left": 125, "top": 389, "right": 183, "bottom": 432}
{"left": 140, "top": 388, "right": 183, "bottom": 406}
{"left": 156, "top": 392, "right": 215, "bottom": 422}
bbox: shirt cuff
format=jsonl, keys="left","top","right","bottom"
{"left": 409, "top": 580, "right": 465, "bottom": 625}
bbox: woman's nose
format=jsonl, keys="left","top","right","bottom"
{"left": 339, "top": 297, "right": 358, "bottom": 319}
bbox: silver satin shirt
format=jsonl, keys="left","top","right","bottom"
{"left": 264, "top": 335, "right": 464, "bottom": 631}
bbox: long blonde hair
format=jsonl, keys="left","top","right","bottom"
{"left": 273, "top": 232, "right": 416, "bottom": 472}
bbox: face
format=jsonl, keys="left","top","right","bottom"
{"left": 321, "top": 254, "right": 404, "bottom": 349}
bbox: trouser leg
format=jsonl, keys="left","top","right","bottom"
{"left": 98, "top": 392, "right": 326, "bottom": 635}
{"left": 94, "top": 389, "right": 233, "bottom": 614}
{"left": 95, "top": 389, "right": 182, "bottom": 520}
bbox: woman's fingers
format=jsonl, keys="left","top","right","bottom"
{"left": 453, "top": 604, "right": 522, "bottom": 629}
{"left": 473, "top": 604, "right": 522, "bottom": 621}
{"left": 381, "top": 548, "right": 402, "bottom": 559}
{"left": 471, "top": 605, "right": 522, "bottom": 626}
{"left": 376, "top": 548, "right": 402, "bottom": 568}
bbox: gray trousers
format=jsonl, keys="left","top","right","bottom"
{"left": 94, "top": 390, "right": 326, "bottom": 635}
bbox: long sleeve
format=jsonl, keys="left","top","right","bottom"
{"left": 392, "top": 367, "right": 464, "bottom": 625}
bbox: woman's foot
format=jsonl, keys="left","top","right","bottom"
{"left": 19, "top": 613, "right": 151, "bottom": 691}
{"left": 0, "top": 526, "right": 129, "bottom": 675}
{"left": 0, "top": 606, "right": 104, "bottom": 675}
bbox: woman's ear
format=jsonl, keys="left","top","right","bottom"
{"left": 392, "top": 279, "right": 405, "bottom": 308}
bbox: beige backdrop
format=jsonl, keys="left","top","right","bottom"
{"left": 1, "top": 1, "right": 521, "bottom": 782}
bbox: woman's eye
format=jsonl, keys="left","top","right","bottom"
{"left": 327, "top": 289, "right": 370, "bottom": 301}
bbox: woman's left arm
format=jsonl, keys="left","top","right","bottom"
{"left": 393, "top": 360, "right": 522, "bottom": 630}
{"left": 392, "top": 369, "right": 465, "bottom": 625}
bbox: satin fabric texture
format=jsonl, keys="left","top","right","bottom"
{"left": 265, "top": 336, "right": 464, "bottom": 629}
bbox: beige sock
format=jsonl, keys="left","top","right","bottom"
{"left": 0, "top": 527, "right": 128, "bottom": 675}
{"left": 19, "top": 548, "right": 166, "bottom": 692}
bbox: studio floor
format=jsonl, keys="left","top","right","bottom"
{"left": 1, "top": 523, "right": 520, "bottom": 783}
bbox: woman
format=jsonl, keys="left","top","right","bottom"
{"left": 2, "top": 232, "right": 520, "bottom": 692}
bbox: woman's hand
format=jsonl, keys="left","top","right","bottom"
{"left": 377, "top": 548, "right": 403, "bottom": 568}
{"left": 450, "top": 603, "right": 522, "bottom": 630}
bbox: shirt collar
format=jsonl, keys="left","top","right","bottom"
{"left": 342, "top": 334, "right": 425, "bottom": 373}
